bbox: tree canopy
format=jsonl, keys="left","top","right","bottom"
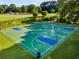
{"left": 58, "top": 0, "right": 79, "bottom": 23}
{"left": 40, "top": 1, "right": 58, "bottom": 13}
{"left": 7, "top": 4, "right": 17, "bottom": 12}
{"left": 0, "top": 6, "right": 4, "bottom": 13}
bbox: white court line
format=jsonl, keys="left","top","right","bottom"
{"left": 32, "top": 38, "right": 39, "bottom": 52}
{"left": 41, "top": 42, "right": 56, "bottom": 55}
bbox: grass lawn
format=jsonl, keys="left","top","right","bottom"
{"left": 0, "top": 14, "right": 56, "bottom": 21}
{"left": 0, "top": 14, "right": 32, "bottom": 21}
{"left": 0, "top": 32, "right": 15, "bottom": 51}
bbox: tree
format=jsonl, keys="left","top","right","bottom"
{"left": 28, "top": 4, "right": 36, "bottom": 13}
{"left": 40, "top": 1, "right": 57, "bottom": 13}
{"left": 2, "top": 4, "right": 8, "bottom": 9}
{"left": 21, "top": 5, "right": 27, "bottom": 13}
{"left": 32, "top": 12, "right": 38, "bottom": 19}
{"left": 32, "top": 7, "right": 39, "bottom": 20}
{"left": 37, "top": 6, "right": 42, "bottom": 13}
{"left": 58, "top": 0, "right": 79, "bottom": 23}
{"left": 7, "top": 4, "right": 17, "bottom": 13}
{"left": 16, "top": 7, "right": 21, "bottom": 13}
{"left": 33, "top": 7, "right": 38, "bottom": 13}
{"left": 1, "top": 4, "right": 8, "bottom": 13}
{"left": 0, "top": 6, "right": 4, "bottom": 13}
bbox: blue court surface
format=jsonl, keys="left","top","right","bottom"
{"left": 37, "top": 36, "right": 57, "bottom": 45}
{"left": 1, "top": 22, "right": 78, "bottom": 58}
{"left": 12, "top": 28, "right": 21, "bottom": 31}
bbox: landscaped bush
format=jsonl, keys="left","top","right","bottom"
{"left": 32, "top": 12, "right": 38, "bottom": 19}
{"left": 51, "top": 9, "right": 55, "bottom": 13}
{"left": 50, "top": 16, "right": 57, "bottom": 21}
{"left": 21, "top": 17, "right": 36, "bottom": 24}
{"left": 41, "top": 11, "right": 48, "bottom": 17}
{"left": 42, "top": 16, "right": 51, "bottom": 21}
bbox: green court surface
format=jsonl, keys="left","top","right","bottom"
{"left": 1, "top": 22, "right": 77, "bottom": 58}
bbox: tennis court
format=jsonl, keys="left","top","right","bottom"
{"left": 1, "top": 22, "right": 77, "bottom": 58}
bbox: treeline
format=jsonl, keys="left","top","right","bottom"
{"left": 0, "top": 1, "right": 57, "bottom": 14}
{"left": 0, "top": 4, "right": 40, "bottom": 13}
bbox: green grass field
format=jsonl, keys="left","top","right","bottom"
{"left": 0, "top": 32, "right": 15, "bottom": 51}
{"left": 0, "top": 14, "right": 56, "bottom": 21}
{"left": 0, "top": 14, "right": 33, "bottom": 21}
{"left": 0, "top": 14, "right": 79, "bottom": 59}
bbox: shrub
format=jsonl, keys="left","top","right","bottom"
{"left": 41, "top": 11, "right": 48, "bottom": 16}
{"left": 32, "top": 12, "right": 38, "bottom": 19}
{"left": 42, "top": 16, "right": 51, "bottom": 21}
{"left": 50, "top": 16, "right": 57, "bottom": 21}
{"left": 51, "top": 9, "right": 55, "bottom": 13}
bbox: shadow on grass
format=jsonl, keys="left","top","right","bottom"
{"left": 0, "top": 44, "right": 36, "bottom": 59}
